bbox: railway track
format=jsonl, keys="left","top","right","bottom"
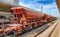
{"left": 2, "top": 20, "right": 57, "bottom": 37}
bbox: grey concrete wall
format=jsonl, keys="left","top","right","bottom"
{"left": 0, "top": 0, "right": 19, "bottom": 6}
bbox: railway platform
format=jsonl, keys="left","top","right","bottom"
{"left": 50, "top": 19, "right": 60, "bottom": 37}
{"left": 36, "top": 19, "right": 59, "bottom": 37}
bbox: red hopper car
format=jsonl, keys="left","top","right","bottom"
{"left": 0, "top": 7, "right": 57, "bottom": 35}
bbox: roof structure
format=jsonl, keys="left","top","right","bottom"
{"left": 56, "top": 0, "right": 60, "bottom": 13}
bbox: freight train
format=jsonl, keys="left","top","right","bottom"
{"left": 0, "top": 7, "right": 57, "bottom": 35}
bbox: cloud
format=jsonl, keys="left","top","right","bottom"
{"left": 19, "top": 0, "right": 60, "bottom": 18}
{"left": 41, "top": 3, "right": 60, "bottom": 17}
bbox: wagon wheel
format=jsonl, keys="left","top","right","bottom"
{"left": 38, "top": 23, "right": 41, "bottom": 27}
{"left": 23, "top": 25, "right": 30, "bottom": 32}
{"left": 13, "top": 31, "right": 18, "bottom": 37}
{"left": 0, "top": 30, "right": 4, "bottom": 36}
{"left": 3, "top": 29, "right": 13, "bottom": 36}
{"left": 32, "top": 23, "right": 35, "bottom": 29}
{"left": 3, "top": 31, "right": 12, "bottom": 36}
{"left": 3, "top": 32, "right": 9, "bottom": 35}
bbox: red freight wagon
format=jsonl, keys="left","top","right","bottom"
{"left": 0, "top": 7, "right": 57, "bottom": 35}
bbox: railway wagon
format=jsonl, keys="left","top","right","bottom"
{"left": 0, "top": 7, "right": 57, "bottom": 35}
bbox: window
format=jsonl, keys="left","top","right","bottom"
{"left": 0, "top": 16, "right": 6, "bottom": 19}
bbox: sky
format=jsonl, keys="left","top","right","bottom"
{"left": 19, "top": 0, "right": 60, "bottom": 18}
{"left": 0, "top": 0, "right": 60, "bottom": 18}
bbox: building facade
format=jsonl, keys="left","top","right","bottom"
{"left": 0, "top": 0, "right": 19, "bottom": 6}
{"left": 0, "top": 0, "right": 19, "bottom": 12}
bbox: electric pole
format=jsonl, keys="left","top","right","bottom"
{"left": 41, "top": 6, "right": 43, "bottom": 12}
